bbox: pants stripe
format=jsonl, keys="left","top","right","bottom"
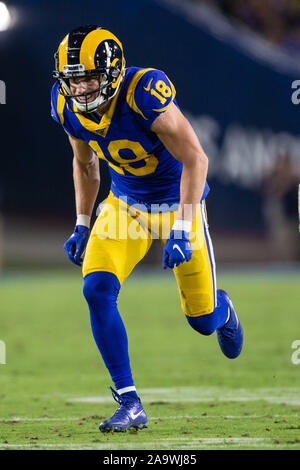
{"left": 200, "top": 201, "right": 217, "bottom": 309}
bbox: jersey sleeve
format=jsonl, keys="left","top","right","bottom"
{"left": 127, "top": 69, "right": 176, "bottom": 130}
{"left": 50, "top": 82, "right": 77, "bottom": 138}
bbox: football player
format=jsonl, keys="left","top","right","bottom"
{"left": 51, "top": 25, "right": 243, "bottom": 433}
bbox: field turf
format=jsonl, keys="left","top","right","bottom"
{"left": 0, "top": 268, "right": 300, "bottom": 450}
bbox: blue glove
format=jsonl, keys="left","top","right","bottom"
{"left": 64, "top": 225, "right": 90, "bottom": 267}
{"left": 163, "top": 229, "right": 192, "bottom": 269}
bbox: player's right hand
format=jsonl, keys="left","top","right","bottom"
{"left": 64, "top": 225, "right": 90, "bottom": 267}
{"left": 163, "top": 229, "right": 193, "bottom": 269}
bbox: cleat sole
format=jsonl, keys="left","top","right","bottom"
{"left": 99, "top": 423, "right": 148, "bottom": 433}
{"left": 132, "top": 423, "right": 148, "bottom": 430}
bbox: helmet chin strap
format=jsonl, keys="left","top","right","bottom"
{"left": 73, "top": 92, "right": 107, "bottom": 113}
{"left": 71, "top": 69, "right": 125, "bottom": 113}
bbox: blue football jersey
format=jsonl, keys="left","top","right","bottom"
{"left": 51, "top": 67, "right": 209, "bottom": 210}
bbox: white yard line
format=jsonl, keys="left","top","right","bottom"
{"left": 66, "top": 386, "right": 300, "bottom": 405}
{"left": 0, "top": 413, "right": 298, "bottom": 423}
{"left": 0, "top": 417, "right": 80, "bottom": 422}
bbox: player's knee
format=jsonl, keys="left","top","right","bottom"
{"left": 83, "top": 271, "right": 120, "bottom": 314}
{"left": 186, "top": 313, "right": 216, "bottom": 336}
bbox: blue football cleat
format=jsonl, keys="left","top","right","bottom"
{"left": 217, "top": 289, "right": 243, "bottom": 359}
{"left": 99, "top": 387, "right": 148, "bottom": 433}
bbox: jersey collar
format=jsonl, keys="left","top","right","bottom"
{"left": 72, "top": 85, "right": 122, "bottom": 138}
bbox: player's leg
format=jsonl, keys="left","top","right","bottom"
{"left": 83, "top": 271, "right": 133, "bottom": 390}
{"left": 161, "top": 201, "right": 243, "bottom": 358}
{"left": 82, "top": 193, "right": 151, "bottom": 430}
{"left": 176, "top": 201, "right": 228, "bottom": 334}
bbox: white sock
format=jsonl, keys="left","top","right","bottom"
{"left": 117, "top": 386, "right": 137, "bottom": 395}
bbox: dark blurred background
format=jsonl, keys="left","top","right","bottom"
{"left": 0, "top": 0, "right": 299, "bottom": 269}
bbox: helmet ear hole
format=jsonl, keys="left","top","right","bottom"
{"left": 111, "top": 67, "right": 119, "bottom": 79}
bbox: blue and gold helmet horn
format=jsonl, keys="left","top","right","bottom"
{"left": 53, "top": 25, "right": 126, "bottom": 113}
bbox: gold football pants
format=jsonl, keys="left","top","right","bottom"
{"left": 83, "top": 192, "right": 217, "bottom": 316}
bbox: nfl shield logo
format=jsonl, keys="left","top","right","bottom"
{"left": 96, "top": 127, "right": 106, "bottom": 136}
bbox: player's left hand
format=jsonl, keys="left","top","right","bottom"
{"left": 163, "top": 229, "right": 192, "bottom": 269}
{"left": 64, "top": 225, "right": 90, "bottom": 267}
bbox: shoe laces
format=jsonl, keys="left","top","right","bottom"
{"left": 109, "top": 386, "right": 140, "bottom": 421}
{"left": 110, "top": 386, "right": 125, "bottom": 405}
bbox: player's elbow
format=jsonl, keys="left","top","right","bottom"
{"left": 73, "top": 154, "right": 100, "bottom": 181}
{"left": 195, "top": 150, "right": 208, "bottom": 179}
{"left": 198, "top": 151, "right": 208, "bottom": 172}
{"left": 184, "top": 150, "right": 208, "bottom": 174}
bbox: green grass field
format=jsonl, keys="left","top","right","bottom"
{"left": 1, "top": 268, "right": 300, "bottom": 450}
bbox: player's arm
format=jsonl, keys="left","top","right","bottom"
{"left": 151, "top": 102, "right": 208, "bottom": 269}
{"left": 129, "top": 68, "right": 207, "bottom": 268}
{"left": 151, "top": 102, "right": 208, "bottom": 224}
{"left": 68, "top": 134, "right": 100, "bottom": 219}
{"left": 64, "top": 134, "right": 100, "bottom": 266}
